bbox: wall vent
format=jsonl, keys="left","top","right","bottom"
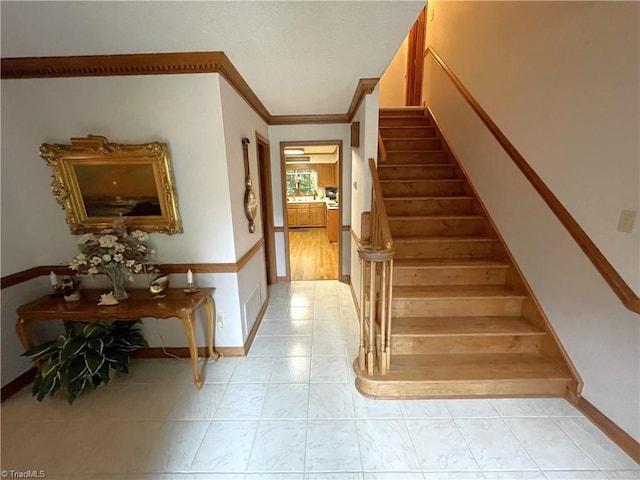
{"left": 243, "top": 284, "right": 262, "bottom": 338}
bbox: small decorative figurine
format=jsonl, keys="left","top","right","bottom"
{"left": 149, "top": 273, "right": 170, "bottom": 297}
{"left": 61, "top": 277, "right": 81, "bottom": 302}
{"left": 98, "top": 292, "right": 119, "bottom": 306}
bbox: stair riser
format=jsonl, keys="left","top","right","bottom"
{"left": 391, "top": 335, "right": 543, "bottom": 355}
{"left": 392, "top": 266, "right": 509, "bottom": 286}
{"left": 384, "top": 151, "right": 449, "bottom": 164}
{"left": 356, "top": 377, "right": 572, "bottom": 398}
{"left": 389, "top": 218, "right": 486, "bottom": 236}
{"left": 391, "top": 298, "right": 524, "bottom": 317}
{"left": 379, "top": 117, "right": 431, "bottom": 127}
{"left": 378, "top": 165, "right": 456, "bottom": 180}
{"left": 394, "top": 240, "right": 497, "bottom": 259}
{"left": 385, "top": 198, "right": 475, "bottom": 216}
{"left": 380, "top": 109, "right": 426, "bottom": 117}
{"left": 381, "top": 181, "right": 464, "bottom": 197}
{"left": 385, "top": 138, "right": 442, "bottom": 150}
{"left": 380, "top": 127, "right": 437, "bottom": 138}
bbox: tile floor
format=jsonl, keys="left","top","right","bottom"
{"left": 1, "top": 281, "right": 638, "bottom": 480}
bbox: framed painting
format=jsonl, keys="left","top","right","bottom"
{"left": 40, "top": 135, "right": 183, "bottom": 234}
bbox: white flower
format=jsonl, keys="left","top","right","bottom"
{"left": 102, "top": 254, "right": 112, "bottom": 262}
{"left": 88, "top": 266, "right": 99, "bottom": 275}
{"left": 113, "top": 253, "right": 124, "bottom": 262}
{"left": 136, "top": 244, "right": 147, "bottom": 252}
{"left": 90, "top": 256, "right": 102, "bottom": 265}
{"left": 78, "top": 234, "right": 95, "bottom": 245}
{"left": 125, "top": 259, "right": 135, "bottom": 268}
{"left": 114, "top": 243, "right": 126, "bottom": 252}
{"left": 131, "top": 230, "right": 149, "bottom": 241}
{"left": 133, "top": 263, "right": 143, "bottom": 273}
{"left": 74, "top": 253, "right": 88, "bottom": 264}
{"left": 99, "top": 235, "right": 118, "bottom": 248}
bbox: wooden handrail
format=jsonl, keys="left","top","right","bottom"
{"left": 368, "top": 157, "right": 393, "bottom": 250}
{"left": 425, "top": 45, "right": 640, "bottom": 314}
{"left": 378, "top": 132, "right": 387, "bottom": 162}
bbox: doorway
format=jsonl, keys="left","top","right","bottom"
{"left": 256, "top": 132, "right": 277, "bottom": 285}
{"left": 280, "top": 140, "right": 342, "bottom": 281}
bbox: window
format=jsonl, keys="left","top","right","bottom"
{"left": 286, "top": 169, "right": 317, "bottom": 196}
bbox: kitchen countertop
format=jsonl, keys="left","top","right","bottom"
{"left": 287, "top": 197, "right": 338, "bottom": 208}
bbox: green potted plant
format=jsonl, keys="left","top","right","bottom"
{"left": 22, "top": 320, "right": 148, "bottom": 404}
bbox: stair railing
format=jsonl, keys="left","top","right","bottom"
{"left": 358, "top": 157, "right": 395, "bottom": 376}
{"left": 424, "top": 45, "right": 640, "bottom": 314}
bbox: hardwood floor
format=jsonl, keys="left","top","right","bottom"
{"left": 289, "top": 227, "right": 338, "bottom": 280}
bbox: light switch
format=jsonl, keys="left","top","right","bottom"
{"left": 617, "top": 210, "right": 637, "bottom": 233}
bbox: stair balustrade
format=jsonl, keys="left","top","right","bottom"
{"left": 357, "top": 158, "right": 395, "bottom": 376}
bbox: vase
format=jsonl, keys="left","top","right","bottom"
{"left": 104, "top": 267, "right": 129, "bottom": 301}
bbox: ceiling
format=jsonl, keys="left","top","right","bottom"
{"left": 285, "top": 144, "right": 339, "bottom": 164}
{"left": 0, "top": 1, "right": 424, "bottom": 116}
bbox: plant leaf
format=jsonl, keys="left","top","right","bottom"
{"left": 87, "top": 338, "right": 104, "bottom": 354}
{"left": 85, "top": 349, "right": 105, "bottom": 375}
{"left": 83, "top": 321, "right": 109, "bottom": 340}
{"left": 22, "top": 340, "right": 57, "bottom": 359}
{"left": 41, "top": 358, "right": 60, "bottom": 379}
{"left": 60, "top": 335, "right": 86, "bottom": 363}
{"left": 66, "top": 355, "right": 89, "bottom": 383}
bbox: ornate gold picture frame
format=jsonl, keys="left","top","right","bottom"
{"left": 40, "top": 135, "right": 183, "bottom": 235}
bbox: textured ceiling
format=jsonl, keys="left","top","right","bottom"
{"left": 1, "top": 1, "right": 424, "bottom": 116}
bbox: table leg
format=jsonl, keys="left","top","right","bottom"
{"left": 179, "top": 310, "right": 204, "bottom": 390}
{"left": 16, "top": 316, "right": 33, "bottom": 351}
{"left": 205, "top": 296, "right": 221, "bottom": 361}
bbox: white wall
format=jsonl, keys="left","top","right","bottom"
{"left": 1, "top": 73, "right": 268, "bottom": 385}
{"left": 1, "top": 74, "right": 235, "bottom": 268}
{"left": 267, "top": 123, "right": 351, "bottom": 278}
{"left": 219, "top": 76, "right": 270, "bottom": 342}
{"left": 424, "top": 0, "right": 640, "bottom": 441}
{"left": 219, "top": 77, "right": 270, "bottom": 256}
{"left": 349, "top": 87, "right": 380, "bottom": 309}
{"left": 379, "top": 35, "right": 409, "bottom": 108}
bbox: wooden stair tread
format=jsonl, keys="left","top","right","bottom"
{"left": 384, "top": 196, "right": 475, "bottom": 201}
{"left": 370, "top": 354, "right": 573, "bottom": 382}
{"left": 382, "top": 136, "right": 437, "bottom": 141}
{"left": 389, "top": 215, "right": 483, "bottom": 220}
{"left": 385, "top": 149, "right": 446, "bottom": 153}
{"left": 379, "top": 163, "right": 453, "bottom": 168}
{"left": 393, "top": 285, "right": 527, "bottom": 299}
{"left": 391, "top": 316, "right": 545, "bottom": 336}
{"left": 380, "top": 179, "right": 464, "bottom": 184}
{"left": 394, "top": 235, "right": 496, "bottom": 242}
{"left": 393, "top": 258, "right": 509, "bottom": 268}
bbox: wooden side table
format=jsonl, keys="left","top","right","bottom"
{"left": 16, "top": 288, "right": 220, "bottom": 389}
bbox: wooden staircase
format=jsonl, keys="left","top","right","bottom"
{"left": 354, "top": 108, "right": 581, "bottom": 400}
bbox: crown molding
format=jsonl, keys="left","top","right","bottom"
{"left": 1, "top": 52, "right": 378, "bottom": 126}
{"left": 270, "top": 114, "right": 349, "bottom": 125}
{"left": 347, "top": 78, "right": 379, "bottom": 122}
{"left": 1, "top": 51, "right": 272, "bottom": 123}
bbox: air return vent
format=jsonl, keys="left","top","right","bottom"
{"left": 243, "top": 284, "right": 262, "bottom": 337}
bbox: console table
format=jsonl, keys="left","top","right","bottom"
{"left": 16, "top": 288, "right": 220, "bottom": 389}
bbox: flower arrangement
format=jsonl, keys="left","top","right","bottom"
{"left": 69, "top": 218, "right": 155, "bottom": 277}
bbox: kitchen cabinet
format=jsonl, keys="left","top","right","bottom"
{"left": 327, "top": 208, "right": 339, "bottom": 243}
{"left": 287, "top": 202, "right": 326, "bottom": 228}
{"left": 309, "top": 204, "right": 325, "bottom": 226}
{"left": 316, "top": 163, "right": 337, "bottom": 187}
